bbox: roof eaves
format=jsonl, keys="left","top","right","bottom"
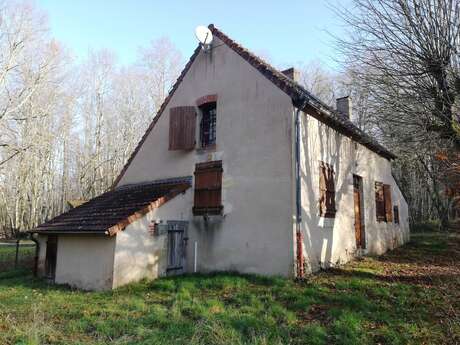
{"left": 27, "top": 229, "right": 107, "bottom": 235}
{"left": 209, "top": 24, "right": 396, "bottom": 161}
{"left": 29, "top": 182, "right": 191, "bottom": 236}
{"left": 299, "top": 102, "right": 397, "bottom": 160}
{"left": 106, "top": 183, "right": 190, "bottom": 236}
{"left": 115, "top": 176, "right": 193, "bottom": 191}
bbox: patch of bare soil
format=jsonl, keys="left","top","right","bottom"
{"left": 298, "top": 304, "right": 331, "bottom": 326}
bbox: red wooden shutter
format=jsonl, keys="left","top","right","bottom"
{"left": 193, "top": 160, "right": 223, "bottom": 215}
{"left": 319, "top": 162, "right": 336, "bottom": 218}
{"left": 383, "top": 184, "right": 393, "bottom": 222}
{"left": 326, "top": 164, "right": 336, "bottom": 216}
{"left": 169, "top": 106, "right": 196, "bottom": 150}
{"left": 169, "top": 107, "right": 180, "bottom": 150}
{"left": 375, "top": 182, "right": 385, "bottom": 222}
{"left": 319, "top": 163, "right": 327, "bottom": 216}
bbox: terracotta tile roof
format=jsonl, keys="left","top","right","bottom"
{"left": 31, "top": 179, "right": 191, "bottom": 236}
{"left": 112, "top": 24, "right": 395, "bottom": 188}
{"left": 209, "top": 25, "right": 396, "bottom": 160}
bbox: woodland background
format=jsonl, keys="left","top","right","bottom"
{"left": 0, "top": 0, "right": 458, "bottom": 237}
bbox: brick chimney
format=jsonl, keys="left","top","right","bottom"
{"left": 281, "top": 67, "right": 300, "bottom": 83}
{"left": 336, "top": 96, "right": 352, "bottom": 120}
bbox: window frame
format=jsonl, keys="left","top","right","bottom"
{"left": 375, "top": 182, "right": 386, "bottom": 222}
{"left": 319, "top": 161, "right": 336, "bottom": 218}
{"left": 375, "top": 181, "right": 393, "bottom": 223}
{"left": 383, "top": 184, "right": 393, "bottom": 222}
{"left": 199, "top": 102, "right": 217, "bottom": 149}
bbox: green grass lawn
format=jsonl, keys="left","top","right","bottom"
{"left": 0, "top": 233, "right": 459, "bottom": 345}
{"left": 0, "top": 243, "right": 35, "bottom": 272}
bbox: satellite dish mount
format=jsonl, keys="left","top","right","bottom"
{"left": 195, "top": 26, "right": 213, "bottom": 52}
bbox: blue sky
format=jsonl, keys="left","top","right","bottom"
{"left": 37, "top": 0, "right": 350, "bottom": 70}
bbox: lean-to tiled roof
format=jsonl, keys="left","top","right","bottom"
{"left": 30, "top": 179, "right": 191, "bottom": 236}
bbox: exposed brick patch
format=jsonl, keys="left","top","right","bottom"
{"left": 196, "top": 94, "right": 218, "bottom": 106}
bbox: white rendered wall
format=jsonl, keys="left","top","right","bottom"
{"left": 116, "top": 38, "right": 295, "bottom": 277}
{"left": 298, "top": 110, "right": 410, "bottom": 273}
{"left": 112, "top": 189, "right": 191, "bottom": 288}
{"left": 54, "top": 235, "right": 116, "bottom": 291}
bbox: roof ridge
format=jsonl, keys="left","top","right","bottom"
{"left": 208, "top": 24, "right": 324, "bottom": 106}
{"left": 209, "top": 24, "right": 396, "bottom": 160}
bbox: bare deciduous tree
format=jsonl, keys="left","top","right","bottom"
{"left": 138, "top": 37, "right": 183, "bottom": 110}
{"left": 0, "top": 2, "right": 183, "bottom": 236}
{"left": 335, "top": 0, "right": 460, "bottom": 228}
{"left": 297, "top": 60, "right": 342, "bottom": 107}
{"left": 335, "top": 0, "right": 460, "bottom": 148}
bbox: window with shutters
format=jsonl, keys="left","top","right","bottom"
{"left": 169, "top": 106, "right": 196, "bottom": 150}
{"left": 193, "top": 160, "right": 223, "bottom": 215}
{"left": 319, "top": 162, "right": 336, "bottom": 218}
{"left": 393, "top": 205, "right": 400, "bottom": 225}
{"left": 383, "top": 184, "right": 393, "bottom": 222}
{"left": 199, "top": 102, "right": 217, "bottom": 148}
{"left": 375, "top": 182, "right": 393, "bottom": 222}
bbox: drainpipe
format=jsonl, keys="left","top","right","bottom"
{"left": 294, "top": 103, "right": 305, "bottom": 279}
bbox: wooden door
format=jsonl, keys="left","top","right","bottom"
{"left": 166, "top": 221, "right": 188, "bottom": 275}
{"left": 353, "top": 175, "right": 365, "bottom": 249}
{"left": 45, "top": 236, "right": 58, "bottom": 280}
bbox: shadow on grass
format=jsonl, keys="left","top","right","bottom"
{"left": 0, "top": 269, "right": 79, "bottom": 295}
{"left": 325, "top": 267, "right": 459, "bottom": 286}
{"left": 1, "top": 234, "right": 458, "bottom": 345}
{"left": 368, "top": 233, "right": 460, "bottom": 266}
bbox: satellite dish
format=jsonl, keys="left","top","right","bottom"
{"left": 195, "top": 26, "right": 213, "bottom": 48}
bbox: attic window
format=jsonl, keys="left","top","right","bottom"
{"left": 199, "top": 102, "right": 217, "bottom": 148}
{"left": 319, "top": 162, "right": 336, "bottom": 218}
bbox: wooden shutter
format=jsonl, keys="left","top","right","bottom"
{"left": 319, "top": 162, "right": 336, "bottom": 218}
{"left": 193, "top": 160, "right": 223, "bottom": 215}
{"left": 383, "top": 184, "right": 393, "bottom": 222}
{"left": 169, "top": 106, "right": 196, "bottom": 150}
{"left": 319, "top": 163, "right": 327, "bottom": 216}
{"left": 326, "top": 164, "right": 336, "bottom": 216}
{"left": 375, "top": 182, "right": 385, "bottom": 222}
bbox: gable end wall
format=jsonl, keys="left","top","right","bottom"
{"left": 116, "top": 37, "right": 296, "bottom": 277}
